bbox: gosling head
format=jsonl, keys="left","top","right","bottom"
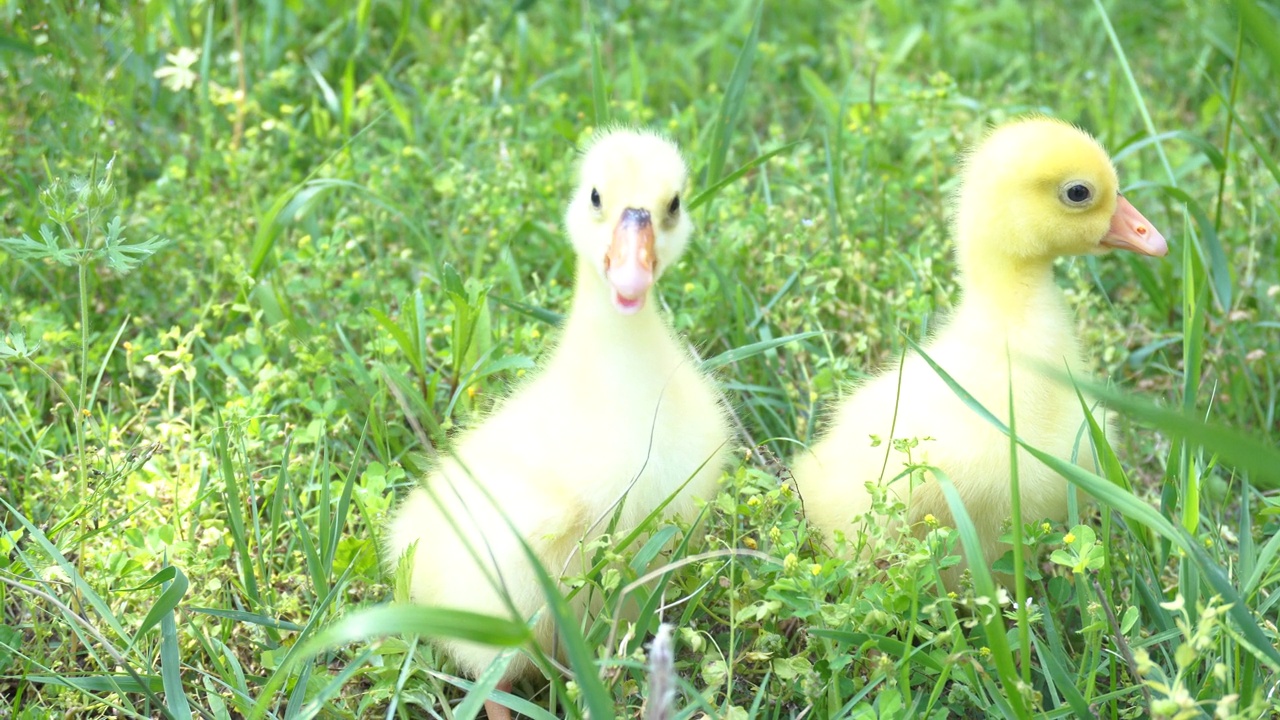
{"left": 565, "top": 128, "right": 692, "bottom": 315}
{"left": 954, "top": 116, "right": 1168, "bottom": 266}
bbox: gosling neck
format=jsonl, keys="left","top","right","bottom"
{"left": 954, "top": 237, "right": 1060, "bottom": 326}
{"left": 561, "top": 257, "right": 669, "bottom": 349}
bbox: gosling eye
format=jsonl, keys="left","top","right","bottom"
{"left": 1060, "top": 182, "right": 1093, "bottom": 206}
{"left": 590, "top": 188, "right": 602, "bottom": 210}
{"left": 668, "top": 194, "right": 681, "bottom": 216}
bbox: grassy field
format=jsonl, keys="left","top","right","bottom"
{"left": 3, "top": 0, "right": 1280, "bottom": 717}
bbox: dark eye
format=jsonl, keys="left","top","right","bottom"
{"left": 668, "top": 194, "right": 680, "bottom": 215}
{"left": 1064, "top": 183, "right": 1091, "bottom": 204}
{"left": 590, "top": 188, "right": 601, "bottom": 210}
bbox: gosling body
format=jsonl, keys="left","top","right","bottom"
{"left": 794, "top": 117, "right": 1167, "bottom": 585}
{"left": 384, "top": 129, "right": 732, "bottom": 717}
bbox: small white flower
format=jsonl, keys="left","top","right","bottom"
{"left": 154, "top": 47, "right": 200, "bottom": 92}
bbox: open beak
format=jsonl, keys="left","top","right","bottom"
{"left": 604, "top": 207, "right": 656, "bottom": 314}
{"left": 1102, "top": 195, "right": 1168, "bottom": 257}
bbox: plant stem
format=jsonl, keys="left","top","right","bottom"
{"left": 77, "top": 258, "right": 90, "bottom": 500}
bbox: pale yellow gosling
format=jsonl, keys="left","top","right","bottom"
{"left": 793, "top": 116, "right": 1168, "bottom": 589}
{"left": 383, "top": 129, "right": 731, "bottom": 720}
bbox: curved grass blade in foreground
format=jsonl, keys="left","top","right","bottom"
{"left": 909, "top": 339, "right": 1280, "bottom": 673}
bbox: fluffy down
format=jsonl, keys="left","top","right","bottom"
{"left": 383, "top": 128, "right": 732, "bottom": 700}
{"left": 793, "top": 116, "right": 1167, "bottom": 587}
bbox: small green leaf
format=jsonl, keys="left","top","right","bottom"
{"left": 1120, "top": 606, "right": 1140, "bottom": 634}
{"left": 0, "top": 624, "right": 18, "bottom": 672}
{"left": 0, "top": 226, "right": 78, "bottom": 266}
{"left": 442, "top": 262, "right": 467, "bottom": 297}
{"left": 771, "top": 655, "right": 812, "bottom": 680}
{"left": 101, "top": 216, "right": 171, "bottom": 274}
{"left": 0, "top": 329, "right": 38, "bottom": 359}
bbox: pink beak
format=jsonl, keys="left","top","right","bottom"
{"left": 1102, "top": 195, "right": 1168, "bottom": 257}
{"left": 604, "top": 208, "right": 657, "bottom": 314}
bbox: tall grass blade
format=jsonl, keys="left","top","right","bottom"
{"left": 248, "top": 123, "right": 387, "bottom": 276}
{"left": 188, "top": 607, "right": 304, "bottom": 632}
{"left": 214, "top": 422, "right": 262, "bottom": 607}
{"left": 1035, "top": 609, "right": 1094, "bottom": 717}
{"left": 23, "top": 675, "right": 163, "bottom": 693}
{"left": 1154, "top": 184, "right": 1230, "bottom": 308}
{"left": 136, "top": 566, "right": 189, "bottom": 641}
{"left": 704, "top": 0, "right": 763, "bottom": 188}
{"left": 590, "top": 24, "right": 609, "bottom": 127}
{"left": 158, "top": 567, "right": 193, "bottom": 719}
{"left": 1082, "top": 380, "right": 1280, "bottom": 491}
{"left": 687, "top": 142, "right": 799, "bottom": 212}
{"left": 1233, "top": 0, "right": 1280, "bottom": 73}
{"left": 285, "top": 662, "right": 313, "bottom": 718}
{"left": 491, "top": 294, "right": 565, "bottom": 327}
{"left": 454, "top": 650, "right": 522, "bottom": 720}
{"left": 1092, "top": 0, "right": 1174, "bottom": 182}
{"left": 517, "top": 540, "right": 614, "bottom": 719}
{"left": 444, "top": 666, "right": 559, "bottom": 720}
{"left": 701, "top": 331, "right": 822, "bottom": 371}
{"left": 909, "top": 341, "right": 1280, "bottom": 669}
{"left": 296, "top": 647, "right": 375, "bottom": 720}
{"left": 934, "top": 470, "right": 1031, "bottom": 718}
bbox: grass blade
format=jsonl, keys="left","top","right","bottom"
{"left": 1092, "top": 0, "right": 1174, "bottom": 183}
{"left": 136, "top": 565, "right": 190, "bottom": 641}
{"left": 703, "top": 0, "right": 763, "bottom": 188}
{"left": 701, "top": 331, "right": 823, "bottom": 372}
{"left": 934, "top": 469, "right": 1031, "bottom": 718}
{"left": 248, "top": 600, "right": 529, "bottom": 718}
{"left": 687, "top": 142, "right": 799, "bottom": 212}
{"left": 1233, "top": 0, "right": 1280, "bottom": 73}
{"left": 454, "top": 650, "right": 521, "bottom": 720}
{"left": 158, "top": 567, "right": 193, "bottom": 719}
{"left": 516, "top": 534, "right": 616, "bottom": 719}
{"left": 909, "top": 341, "right": 1280, "bottom": 671}
{"left": 1157, "top": 183, "right": 1230, "bottom": 309}
{"left": 590, "top": 24, "right": 609, "bottom": 126}
{"left": 491, "top": 294, "right": 565, "bottom": 327}
{"left": 188, "top": 607, "right": 304, "bottom": 632}
{"left": 214, "top": 422, "right": 262, "bottom": 608}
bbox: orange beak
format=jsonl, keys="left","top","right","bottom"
{"left": 604, "top": 208, "right": 657, "bottom": 314}
{"left": 1102, "top": 195, "right": 1168, "bottom": 257}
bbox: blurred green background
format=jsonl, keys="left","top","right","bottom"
{"left": 1, "top": 0, "right": 1278, "bottom": 717}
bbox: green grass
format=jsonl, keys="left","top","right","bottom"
{"left": 2, "top": 0, "right": 1279, "bottom": 717}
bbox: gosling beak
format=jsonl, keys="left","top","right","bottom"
{"left": 1102, "top": 195, "right": 1168, "bottom": 257}
{"left": 604, "top": 207, "right": 656, "bottom": 314}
